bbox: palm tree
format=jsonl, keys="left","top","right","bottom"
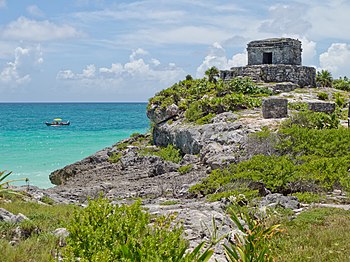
{"left": 205, "top": 66, "right": 220, "bottom": 83}
{"left": 316, "top": 70, "right": 333, "bottom": 87}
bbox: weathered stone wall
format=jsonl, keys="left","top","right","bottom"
{"left": 262, "top": 98, "right": 288, "bottom": 119}
{"left": 308, "top": 102, "right": 336, "bottom": 114}
{"left": 247, "top": 38, "right": 302, "bottom": 65}
{"left": 220, "top": 65, "right": 316, "bottom": 87}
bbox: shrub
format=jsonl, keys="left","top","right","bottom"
{"left": 288, "top": 102, "right": 308, "bottom": 111}
{"left": 63, "top": 198, "right": 190, "bottom": 261}
{"left": 141, "top": 144, "right": 182, "bottom": 164}
{"left": 334, "top": 93, "right": 346, "bottom": 108}
{"left": 178, "top": 164, "right": 193, "bottom": 175}
{"left": 155, "top": 144, "right": 182, "bottom": 163}
{"left": 317, "top": 92, "right": 328, "bottom": 100}
{"left": 63, "top": 197, "right": 214, "bottom": 262}
{"left": 333, "top": 77, "right": 350, "bottom": 91}
{"left": 148, "top": 76, "right": 272, "bottom": 125}
{"left": 282, "top": 110, "right": 339, "bottom": 130}
{"left": 108, "top": 152, "right": 122, "bottom": 163}
{"left": 292, "top": 192, "right": 323, "bottom": 204}
{"left": 224, "top": 207, "right": 281, "bottom": 262}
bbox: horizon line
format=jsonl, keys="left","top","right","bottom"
{"left": 0, "top": 101, "right": 148, "bottom": 103}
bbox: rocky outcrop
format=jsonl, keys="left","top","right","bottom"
{"left": 152, "top": 113, "right": 252, "bottom": 169}
{"left": 146, "top": 103, "right": 179, "bottom": 124}
{"left": 0, "top": 208, "right": 29, "bottom": 223}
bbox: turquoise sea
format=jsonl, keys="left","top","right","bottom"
{"left": 0, "top": 103, "right": 149, "bottom": 188}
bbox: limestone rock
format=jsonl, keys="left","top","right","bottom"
{"left": 262, "top": 98, "right": 288, "bottom": 119}
{"left": 0, "top": 208, "right": 29, "bottom": 223}
{"left": 146, "top": 103, "right": 179, "bottom": 124}
{"left": 259, "top": 193, "right": 300, "bottom": 210}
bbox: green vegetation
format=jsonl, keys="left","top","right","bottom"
{"left": 333, "top": 76, "right": 350, "bottom": 91}
{"left": 288, "top": 102, "right": 308, "bottom": 111}
{"left": 317, "top": 92, "right": 328, "bottom": 100}
{"left": 316, "top": 70, "right": 333, "bottom": 87}
{"left": 0, "top": 200, "right": 76, "bottom": 262}
{"left": 224, "top": 207, "right": 281, "bottom": 262}
{"left": 291, "top": 192, "right": 324, "bottom": 204}
{"left": 0, "top": 170, "right": 28, "bottom": 196}
{"left": 64, "top": 197, "right": 213, "bottom": 262}
{"left": 108, "top": 151, "right": 122, "bottom": 163}
{"left": 191, "top": 111, "right": 349, "bottom": 199}
{"left": 271, "top": 208, "right": 350, "bottom": 261}
{"left": 148, "top": 72, "right": 272, "bottom": 123}
{"left": 141, "top": 144, "right": 182, "bottom": 164}
{"left": 178, "top": 164, "right": 193, "bottom": 175}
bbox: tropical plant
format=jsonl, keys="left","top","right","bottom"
{"left": 0, "top": 170, "right": 28, "bottom": 195}
{"left": 224, "top": 207, "right": 281, "bottom": 262}
{"left": 317, "top": 92, "right": 328, "bottom": 100}
{"left": 63, "top": 197, "right": 213, "bottom": 261}
{"left": 333, "top": 76, "right": 350, "bottom": 91}
{"left": 205, "top": 66, "right": 220, "bottom": 83}
{"left": 316, "top": 70, "right": 333, "bottom": 87}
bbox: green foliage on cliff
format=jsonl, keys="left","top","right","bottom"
{"left": 140, "top": 144, "right": 182, "bottom": 164}
{"left": 148, "top": 76, "right": 272, "bottom": 123}
{"left": 191, "top": 111, "right": 350, "bottom": 198}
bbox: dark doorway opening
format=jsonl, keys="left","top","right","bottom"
{"left": 263, "top": 52, "right": 272, "bottom": 64}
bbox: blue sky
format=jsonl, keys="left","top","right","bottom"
{"left": 0, "top": 0, "right": 350, "bottom": 102}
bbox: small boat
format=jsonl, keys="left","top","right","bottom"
{"left": 46, "top": 118, "right": 70, "bottom": 126}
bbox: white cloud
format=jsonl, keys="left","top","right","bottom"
{"left": 27, "top": 5, "right": 45, "bottom": 17}
{"left": 1, "top": 17, "right": 82, "bottom": 41}
{"left": 0, "top": 47, "right": 31, "bottom": 85}
{"left": 319, "top": 43, "right": 350, "bottom": 77}
{"left": 259, "top": 4, "right": 311, "bottom": 35}
{"left": 0, "top": 45, "right": 44, "bottom": 87}
{"left": 0, "top": 0, "right": 5, "bottom": 8}
{"left": 56, "top": 49, "right": 186, "bottom": 98}
{"left": 130, "top": 48, "right": 148, "bottom": 61}
{"left": 196, "top": 42, "right": 247, "bottom": 78}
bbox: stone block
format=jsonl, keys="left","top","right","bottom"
{"left": 262, "top": 98, "right": 288, "bottom": 119}
{"left": 308, "top": 102, "right": 336, "bottom": 114}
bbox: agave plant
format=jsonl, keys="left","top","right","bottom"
{"left": 0, "top": 170, "right": 29, "bottom": 195}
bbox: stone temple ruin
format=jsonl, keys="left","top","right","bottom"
{"left": 220, "top": 38, "right": 316, "bottom": 88}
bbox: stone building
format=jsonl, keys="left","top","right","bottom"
{"left": 220, "top": 38, "right": 316, "bottom": 87}
{"left": 247, "top": 38, "right": 301, "bottom": 66}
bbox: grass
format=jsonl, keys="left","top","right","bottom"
{"left": 0, "top": 199, "right": 77, "bottom": 262}
{"left": 271, "top": 207, "right": 350, "bottom": 261}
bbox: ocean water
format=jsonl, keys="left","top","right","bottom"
{"left": 0, "top": 103, "right": 149, "bottom": 188}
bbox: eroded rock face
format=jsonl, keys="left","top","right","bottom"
{"left": 146, "top": 103, "right": 179, "bottom": 124}
{"left": 152, "top": 113, "right": 256, "bottom": 169}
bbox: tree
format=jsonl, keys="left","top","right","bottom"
{"left": 205, "top": 66, "right": 220, "bottom": 83}
{"left": 185, "top": 74, "right": 193, "bottom": 81}
{"left": 316, "top": 70, "right": 333, "bottom": 87}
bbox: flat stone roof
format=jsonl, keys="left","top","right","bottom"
{"left": 248, "top": 38, "right": 301, "bottom": 48}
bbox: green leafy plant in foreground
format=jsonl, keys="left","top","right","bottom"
{"left": 224, "top": 207, "right": 281, "bottom": 262}
{"left": 0, "top": 170, "right": 28, "bottom": 196}
{"left": 63, "top": 197, "right": 213, "bottom": 262}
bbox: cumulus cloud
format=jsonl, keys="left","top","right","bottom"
{"left": 2, "top": 17, "right": 82, "bottom": 41}
{"left": 56, "top": 48, "right": 186, "bottom": 98}
{"left": 196, "top": 42, "right": 247, "bottom": 78}
{"left": 319, "top": 43, "right": 350, "bottom": 77}
{"left": 0, "top": 45, "right": 43, "bottom": 86}
{"left": 259, "top": 4, "right": 311, "bottom": 35}
{"left": 27, "top": 5, "right": 45, "bottom": 17}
